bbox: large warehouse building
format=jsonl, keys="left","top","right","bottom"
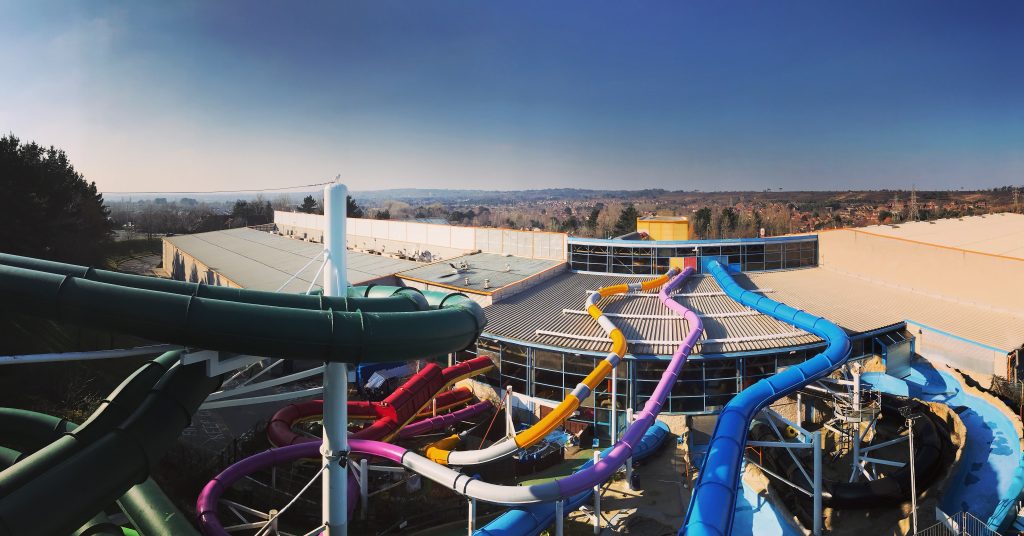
{"left": 162, "top": 212, "right": 1024, "bottom": 440}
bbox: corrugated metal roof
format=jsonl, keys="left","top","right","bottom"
{"left": 745, "top": 268, "right": 1024, "bottom": 352}
{"left": 396, "top": 252, "right": 562, "bottom": 293}
{"left": 851, "top": 213, "right": 1024, "bottom": 259}
{"left": 164, "top": 228, "right": 423, "bottom": 292}
{"left": 482, "top": 272, "right": 822, "bottom": 356}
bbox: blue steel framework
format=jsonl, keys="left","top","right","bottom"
{"left": 454, "top": 326, "right": 901, "bottom": 440}
{"left": 568, "top": 235, "right": 819, "bottom": 274}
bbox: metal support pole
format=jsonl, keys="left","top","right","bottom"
{"left": 850, "top": 365, "right": 862, "bottom": 483}
{"left": 323, "top": 181, "right": 349, "bottom": 536}
{"left": 554, "top": 500, "right": 564, "bottom": 536}
{"left": 468, "top": 498, "right": 477, "bottom": 536}
{"left": 359, "top": 458, "right": 368, "bottom": 520}
{"left": 593, "top": 451, "right": 601, "bottom": 534}
{"left": 908, "top": 416, "right": 918, "bottom": 535}
{"left": 611, "top": 367, "right": 618, "bottom": 445}
{"left": 796, "top": 392, "right": 803, "bottom": 427}
{"left": 268, "top": 509, "right": 279, "bottom": 536}
{"left": 505, "top": 385, "right": 514, "bottom": 437}
{"left": 625, "top": 408, "right": 635, "bottom": 490}
{"left": 812, "top": 431, "right": 822, "bottom": 536}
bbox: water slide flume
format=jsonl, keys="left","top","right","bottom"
{"left": 0, "top": 254, "right": 486, "bottom": 364}
{"left": 199, "top": 267, "right": 700, "bottom": 534}
{"left": 476, "top": 266, "right": 703, "bottom": 535}
{"left": 425, "top": 268, "right": 679, "bottom": 466}
{"left": 0, "top": 351, "right": 219, "bottom": 536}
{"left": 267, "top": 356, "right": 494, "bottom": 446}
{"left": 680, "top": 260, "right": 851, "bottom": 536}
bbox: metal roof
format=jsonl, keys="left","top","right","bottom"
{"left": 850, "top": 213, "right": 1024, "bottom": 259}
{"left": 482, "top": 272, "right": 823, "bottom": 357}
{"left": 745, "top": 268, "right": 1024, "bottom": 353}
{"left": 163, "top": 228, "right": 422, "bottom": 292}
{"left": 396, "top": 252, "right": 563, "bottom": 294}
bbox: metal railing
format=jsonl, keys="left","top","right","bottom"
{"left": 916, "top": 511, "right": 1002, "bottom": 536}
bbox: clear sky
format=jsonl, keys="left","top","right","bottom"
{"left": 1, "top": 1, "right": 1022, "bottom": 193}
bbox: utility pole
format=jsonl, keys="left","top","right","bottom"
{"left": 908, "top": 186, "right": 920, "bottom": 222}
{"left": 1014, "top": 187, "right": 1020, "bottom": 214}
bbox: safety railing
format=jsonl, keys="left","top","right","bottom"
{"left": 916, "top": 510, "right": 1002, "bottom": 536}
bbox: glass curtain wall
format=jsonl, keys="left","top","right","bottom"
{"left": 568, "top": 237, "right": 818, "bottom": 274}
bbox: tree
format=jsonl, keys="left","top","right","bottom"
{"left": 374, "top": 209, "right": 391, "bottom": 220}
{"left": 0, "top": 135, "right": 112, "bottom": 265}
{"left": 346, "top": 196, "right": 364, "bottom": 218}
{"left": 229, "top": 199, "right": 273, "bottom": 227}
{"left": 692, "top": 207, "right": 712, "bottom": 239}
{"left": 299, "top": 195, "right": 318, "bottom": 214}
{"left": 612, "top": 204, "right": 640, "bottom": 236}
{"left": 585, "top": 206, "right": 601, "bottom": 234}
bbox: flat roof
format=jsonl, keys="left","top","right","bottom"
{"left": 745, "top": 268, "right": 1024, "bottom": 353}
{"left": 850, "top": 213, "right": 1024, "bottom": 259}
{"left": 396, "top": 252, "right": 563, "bottom": 294}
{"left": 483, "top": 272, "right": 824, "bottom": 356}
{"left": 164, "top": 228, "right": 423, "bottom": 292}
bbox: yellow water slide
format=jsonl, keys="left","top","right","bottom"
{"left": 425, "top": 268, "right": 678, "bottom": 465}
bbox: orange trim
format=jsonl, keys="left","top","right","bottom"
{"left": 398, "top": 275, "right": 493, "bottom": 296}
{"left": 491, "top": 262, "right": 567, "bottom": 293}
{"left": 837, "top": 228, "right": 1024, "bottom": 263}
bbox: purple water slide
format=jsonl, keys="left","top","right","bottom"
{"left": 554, "top": 267, "right": 702, "bottom": 497}
{"left": 196, "top": 400, "right": 492, "bottom": 535}
{"left": 197, "top": 270, "right": 703, "bottom": 534}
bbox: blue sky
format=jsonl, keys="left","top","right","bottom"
{"left": 1, "top": 1, "right": 1021, "bottom": 193}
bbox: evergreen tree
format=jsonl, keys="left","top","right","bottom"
{"left": 346, "top": 196, "right": 364, "bottom": 218}
{"left": 0, "top": 135, "right": 112, "bottom": 265}
{"left": 612, "top": 204, "right": 640, "bottom": 236}
{"left": 299, "top": 195, "right": 318, "bottom": 214}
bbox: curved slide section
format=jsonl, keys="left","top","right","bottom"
{"left": 199, "top": 268, "right": 703, "bottom": 535}
{"left": 680, "top": 260, "right": 851, "bottom": 536}
{"left": 0, "top": 408, "right": 199, "bottom": 536}
{"left": 197, "top": 402, "right": 492, "bottom": 536}
{"left": 0, "top": 258, "right": 486, "bottom": 364}
{"left": 0, "top": 252, "right": 431, "bottom": 313}
{"left": 267, "top": 356, "right": 493, "bottom": 446}
{"left": 0, "top": 351, "right": 219, "bottom": 535}
{"left": 477, "top": 421, "right": 671, "bottom": 536}
{"left": 428, "top": 268, "right": 679, "bottom": 466}
{"left": 476, "top": 266, "right": 703, "bottom": 535}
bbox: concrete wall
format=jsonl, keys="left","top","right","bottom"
{"left": 161, "top": 240, "right": 239, "bottom": 288}
{"left": 275, "top": 212, "right": 568, "bottom": 261}
{"left": 818, "top": 229, "right": 1024, "bottom": 316}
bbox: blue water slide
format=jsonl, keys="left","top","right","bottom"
{"left": 475, "top": 421, "right": 671, "bottom": 536}
{"left": 680, "top": 260, "right": 851, "bottom": 536}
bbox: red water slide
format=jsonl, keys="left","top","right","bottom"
{"left": 267, "top": 356, "right": 494, "bottom": 446}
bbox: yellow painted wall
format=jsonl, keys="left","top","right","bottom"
{"left": 637, "top": 219, "right": 691, "bottom": 241}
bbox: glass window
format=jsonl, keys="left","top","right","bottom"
{"left": 534, "top": 349, "right": 563, "bottom": 371}
{"left": 501, "top": 343, "right": 527, "bottom": 364}
{"left": 672, "top": 396, "right": 705, "bottom": 413}
{"left": 565, "top": 354, "right": 596, "bottom": 375}
{"left": 534, "top": 368, "right": 563, "bottom": 388}
{"left": 704, "top": 359, "right": 738, "bottom": 379}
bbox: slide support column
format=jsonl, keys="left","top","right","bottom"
{"left": 323, "top": 181, "right": 349, "bottom": 536}
{"left": 593, "top": 450, "right": 601, "bottom": 534}
{"left": 813, "top": 430, "right": 822, "bottom": 536}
